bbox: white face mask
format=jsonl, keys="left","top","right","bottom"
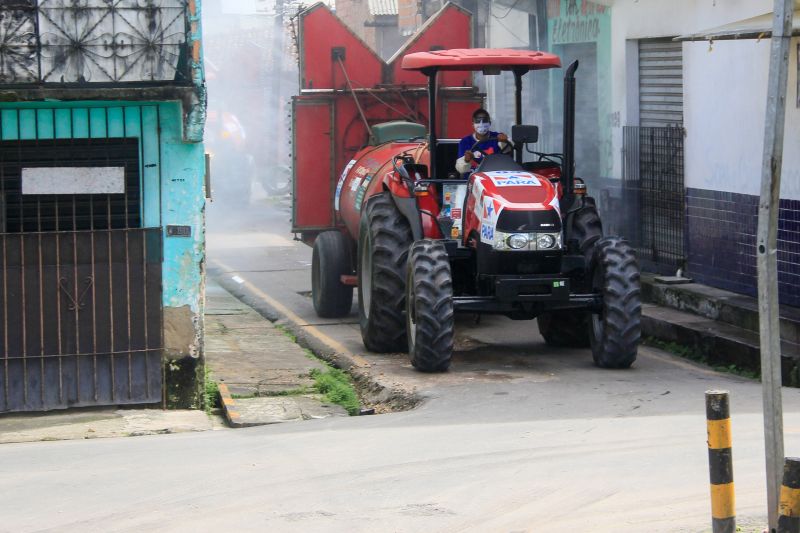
{"left": 474, "top": 121, "right": 491, "bottom": 135}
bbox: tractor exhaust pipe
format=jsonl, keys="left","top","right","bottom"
{"left": 425, "top": 68, "right": 438, "bottom": 178}
{"left": 562, "top": 60, "right": 578, "bottom": 209}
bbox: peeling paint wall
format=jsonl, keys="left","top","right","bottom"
{"left": 159, "top": 99, "right": 207, "bottom": 362}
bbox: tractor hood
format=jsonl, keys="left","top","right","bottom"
{"left": 468, "top": 170, "right": 563, "bottom": 245}
{"left": 471, "top": 170, "right": 560, "bottom": 215}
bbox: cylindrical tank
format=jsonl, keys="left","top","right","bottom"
{"left": 335, "top": 141, "right": 428, "bottom": 239}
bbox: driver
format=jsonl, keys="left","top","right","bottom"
{"left": 455, "top": 108, "right": 511, "bottom": 175}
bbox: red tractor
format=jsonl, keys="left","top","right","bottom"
{"left": 292, "top": 5, "right": 640, "bottom": 372}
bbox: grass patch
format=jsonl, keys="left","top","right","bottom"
{"left": 310, "top": 367, "right": 360, "bottom": 415}
{"left": 272, "top": 323, "right": 361, "bottom": 414}
{"left": 203, "top": 366, "right": 220, "bottom": 413}
{"left": 274, "top": 324, "right": 297, "bottom": 343}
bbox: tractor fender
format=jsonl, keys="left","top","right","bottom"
{"left": 392, "top": 195, "right": 424, "bottom": 241}
{"left": 564, "top": 195, "right": 598, "bottom": 244}
{"left": 382, "top": 169, "right": 413, "bottom": 199}
{"left": 381, "top": 169, "right": 425, "bottom": 241}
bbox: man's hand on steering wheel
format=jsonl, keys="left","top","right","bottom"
{"left": 469, "top": 135, "right": 512, "bottom": 158}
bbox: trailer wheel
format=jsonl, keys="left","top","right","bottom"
{"left": 536, "top": 200, "right": 602, "bottom": 347}
{"left": 312, "top": 231, "right": 353, "bottom": 318}
{"left": 589, "top": 236, "right": 641, "bottom": 369}
{"left": 406, "top": 240, "right": 454, "bottom": 372}
{"left": 358, "top": 193, "right": 412, "bottom": 352}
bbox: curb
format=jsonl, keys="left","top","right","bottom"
{"left": 218, "top": 383, "right": 246, "bottom": 428}
{"left": 209, "top": 264, "right": 421, "bottom": 414}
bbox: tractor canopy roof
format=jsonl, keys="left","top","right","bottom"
{"left": 401, "top": 48, "right": 561, "bottom": 72}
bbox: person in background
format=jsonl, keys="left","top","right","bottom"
{"left": 455, "top": 108, "right": 511, "bottom": 175}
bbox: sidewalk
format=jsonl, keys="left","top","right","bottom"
{"left": 204, "top": 280, "right": 349, "bottom": 427}
{"left": 0, "top": 408, "right": 218, "bottom": 444}
{"left": 0, "top": 280, "right": 349, "bottom": 444}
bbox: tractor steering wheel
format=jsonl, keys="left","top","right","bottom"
{"left": 468, "top": 136, "right": 503, "bottom": 158}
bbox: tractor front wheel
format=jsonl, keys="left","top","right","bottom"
{"left": 589, "top": 236, "right": 641, "bottom": 369}
{"left": 312, "top": 231, "right": 353, "bottom": 318}
{"left": 358, "top": 193, "right": 412, "bottom": 352}
{"left": 406, "top": 240, "right": 454, "bottom": 372}
{"left": 537, "top": 200, "right": 602, "bottom": 347}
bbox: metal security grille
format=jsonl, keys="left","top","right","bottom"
{"left": 623, "top": 126, "right": 686, "bottom": 272}
{"left": 0, "top": 229, "right": 162, "bottom": 411}
{"left": 639, "top": 40, "right": 684, "bottom": 127}
{"left": 0, "top": 0, "right": 190, "bottom": 85}
{"left": 1, "top": 138, "right": 141, "bottom": 232}
{"left": 0, "top": 107, "right": 163, "bottom": 412}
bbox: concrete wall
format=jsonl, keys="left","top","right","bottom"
{"left": 683, "top": 38, "right": 800, "bottom": 199}
{"left": 607, "top": 0, "right": 789, "bottom": 182}
{"left": 159, "top": 101, "right": 207, "bottom": 363}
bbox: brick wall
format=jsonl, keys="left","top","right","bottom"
{"left": 335, "top": 0, "right": 377, "bottom": 48}
{"left": 397, "top": 0, "right": 420, "bottom": 36}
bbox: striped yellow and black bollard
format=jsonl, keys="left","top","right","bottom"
{"left": 778, "top": 458, "right": 800, "bottom": 533}
{"left": 706, "top": 390, "right": 735, "bottom": 533}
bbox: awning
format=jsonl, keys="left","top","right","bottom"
{"left": 676, "top": 9, "right": 800, "bottom": 41}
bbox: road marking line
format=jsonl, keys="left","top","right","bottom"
{"left": 211, "top": 259, "right": 371, "bottom": 368}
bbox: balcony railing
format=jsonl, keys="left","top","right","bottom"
{"left": 0, "top": 0, "right": 191, "bottom": 86}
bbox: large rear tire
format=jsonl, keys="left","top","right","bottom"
{"left": 537, "top": 199, "right": 602, "bottom": 347}
{"left": 589, "top": 236, "right": 641, "bottom": 369}
{"left": 312, "top": 231, "right": 353, "bottom": 318}
{"left": 358, "top": 193, "right": 412, "bottom": 352}
{"left": 406, "top": 240, "right": 454, "bottom": 372}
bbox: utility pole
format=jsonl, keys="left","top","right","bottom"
{"left": 271, "top": 0, "right": 285, "bottom": 163}
{"left": 757, "top": 1, "right": 793, "bottom": 530}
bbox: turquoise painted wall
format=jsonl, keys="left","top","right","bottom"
{"left": 158, "top": 102, "right": 206, "bottom": 315}
{"left": 546, "top": 0, "right": 613, "bottom": 178}
{"left": 0, "top": 100, "right": 206, "bottom": 315}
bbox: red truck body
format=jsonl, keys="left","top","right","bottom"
{"left": 291, "top": 2, "right": 481, "bottom": 240}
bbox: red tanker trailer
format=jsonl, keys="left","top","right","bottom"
{"left": 292, "top": 3, "right": 641, "bottom": 372}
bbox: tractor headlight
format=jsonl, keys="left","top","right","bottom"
{"left": 507, "top": 234, "right": 529, "bottom": 249}
{"left": 493, "top": 232, "right": 562, "bottom": 251}
{"left": 537, "top": 234, "right": 556, "bottom": 250}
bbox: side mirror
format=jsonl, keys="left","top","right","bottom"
{"left": 511, "top": 125, "right": 539, "bottom": 144}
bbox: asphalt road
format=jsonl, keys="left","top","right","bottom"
{"left": 2, "top": 198, "right": 800, "bottom": 532}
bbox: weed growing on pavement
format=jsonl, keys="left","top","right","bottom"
{"left": 271, "top": 321, "right": 362, "bottom": 414}
{"left": 203, "top": 367, "right": 220, "bottom": 413}
{"left": 643, "top": 337, "right": 760, "bottom": 380}
{"left": 310, "top": 367, "right": 360, "bottom": 415}
{"left": 274, "top": 324, "right": 297, "bottom": 343}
